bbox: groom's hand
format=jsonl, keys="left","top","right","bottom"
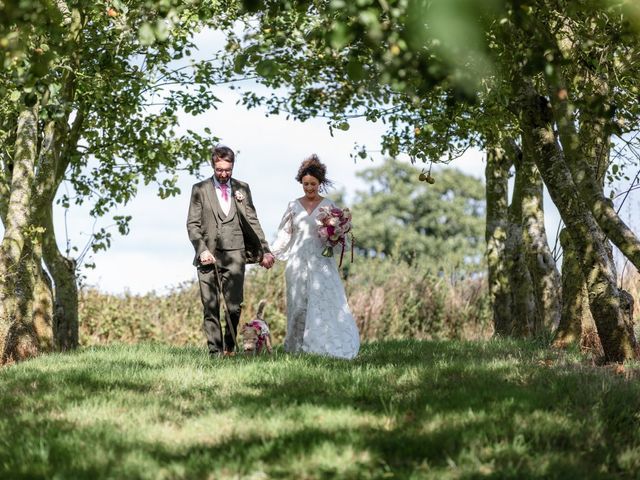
{"left": 260, "top": 253, "right": 275, "bottom": 269}
{"left": 200, "top": 250, "right": 216, "bottom": 265}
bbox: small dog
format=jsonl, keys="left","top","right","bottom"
{"left": 241, "top": 299, "right": 273, "bottom": 355}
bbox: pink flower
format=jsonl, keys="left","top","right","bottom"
{"left": 316, "top": 204, "right": 355, "bottom": 266}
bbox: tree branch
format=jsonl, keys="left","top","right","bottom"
{"left": 548, "top": 76, "right": 640, "bottom": 271}
{"left": 51, "top": 0, "right": 73, "bottom": 26}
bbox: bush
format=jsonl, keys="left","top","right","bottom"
{"left": 79, "top": 258, "right": 492, "bottom": 346}
{"left": 345, "top": 258, "right": 492, "bottom": 341}
{"left": 79, "top": 282, "right": 203, "bottom": 346}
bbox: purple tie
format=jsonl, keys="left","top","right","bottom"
{"left": 220, "top": 183, "right": 229, "bottom": 201}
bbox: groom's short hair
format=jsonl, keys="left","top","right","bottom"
{"left": 212, "top": 145, "right": 235, "bottom": 164}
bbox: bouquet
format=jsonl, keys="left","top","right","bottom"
{"left": 316, "top": 205, "right": 354, "bottom": 267}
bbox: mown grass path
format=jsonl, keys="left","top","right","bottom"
{"left": 1, "top": 340, "right": 639, "bottom": 479}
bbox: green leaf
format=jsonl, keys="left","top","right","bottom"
{"left": 155, "top": 19, "right": 170, "bottom": 42}
{"left": 48, "top": 83, "right": 62, "bottom": 97}
{"left": 255, "top": 59, "right": 278, "bottom": 78}
{"left": 233, "top": 54, "right": 248, "bottom": 74}
{"left": 138, "top": 23, "right": 156, "bottom": 46}
{"left": 329, "top": 22, "right": 350, "bottom": 49}
{"left": 346, "top": 58, "right": 365, "bottom": 81}
{"left": 9, "top": 90, "right": 21, "bottom": 102}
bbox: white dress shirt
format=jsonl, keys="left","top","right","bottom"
{"left": 213, "top": 177, "right": 232, "bottom": 216}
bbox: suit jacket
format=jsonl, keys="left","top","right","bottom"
{"left": 187, "top": 177, "right": 270, "bottom": 266}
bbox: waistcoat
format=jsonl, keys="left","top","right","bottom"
{"left": 215, "top": 195, "right": 245, "bottom": 251}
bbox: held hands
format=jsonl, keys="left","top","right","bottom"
{"left": 199, "top": 250, "right": 216, "bottom": 265}
{"left": 260, "top": 253, "right": 275, "bottom": 269}
{"left": 201, "top": 250, "right": 273, "bottom": 269}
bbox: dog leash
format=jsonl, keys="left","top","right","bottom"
{"left": 212, "top": 262, "right": 239, "bottom": 354}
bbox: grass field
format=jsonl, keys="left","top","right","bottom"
{"left": 1, "top": 340, "right": 639, "bottom": 479}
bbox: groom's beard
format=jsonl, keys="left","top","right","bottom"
{"left": 215, "top": 176, "right": 230, "bottom": 184}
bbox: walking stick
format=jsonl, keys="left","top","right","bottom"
{"left": 212, "top": 262, "right": 239, "bottom": 355}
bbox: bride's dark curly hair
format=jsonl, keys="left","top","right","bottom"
{"left": 295, "top": 154, "right": 333, "bottom": 191}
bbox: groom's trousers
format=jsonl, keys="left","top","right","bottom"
{"left": 197, "top": 249, "right": 246, "bottom": 354}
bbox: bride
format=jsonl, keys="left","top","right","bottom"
{"left": 270, "top": 154, "right": 360, "bottom": 359}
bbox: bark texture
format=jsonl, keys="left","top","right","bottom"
{"left": 32, "top": 243, "right": 54, "bottom": 350}
{"left": 42, "top": 204, "right": 78, "bottom": 350}
{"left": 520, "top": 85, "right": 638, "bottom": 362}
{"left": 0, "top": 108, "right": 40, "bottom": 363}
{"left": 485, "top": 146, "right": 514, "bottom": 335}
{"left": 519, "top": 126, "right": 562, "bottom": 333}
{"left": 507, "top": 152, "right": 538, "bottom": 336}
{"left": 550, "top": 77, "right": 640, "bottom": 271}
{"left": 553, "top": 228, "right": 602, "bottom": 355}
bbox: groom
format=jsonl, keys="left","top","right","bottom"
{"left": 187, "top": 145, "right": 275, "bottom": 357}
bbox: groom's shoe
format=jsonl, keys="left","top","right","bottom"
{"left": 223, "top": 350, "right": 236, "bottom": 357}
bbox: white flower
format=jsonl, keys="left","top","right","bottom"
{"left": 234, "top": 191, "right": 245, "bottom": 202}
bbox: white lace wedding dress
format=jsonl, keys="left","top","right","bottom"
{"left": 270, "top": 198, "right": 360, "bottom": 359}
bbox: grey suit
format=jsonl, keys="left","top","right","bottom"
{"left": 187, "top": 177, "right": 270, "bottom": 353}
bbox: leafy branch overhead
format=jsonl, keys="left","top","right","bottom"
{"left": 1, "top": 1, "right": 245, "bottom": 243}
{"left": 229, "top": 0, "right": 640, "bottom": 164}
{"left": 0, "top": 0, "right": 245, "bottom": 358}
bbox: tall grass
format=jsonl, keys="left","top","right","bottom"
{"left": 79, "top": 259, "right": 492, "bottom": 347}
{"left": 2, "top": 340, "right": 640, "bottom": 479}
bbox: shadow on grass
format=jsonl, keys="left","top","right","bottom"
{"left": 0, "top": 340, "right": 639, "bottom": 479}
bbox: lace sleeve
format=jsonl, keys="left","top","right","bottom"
{"left": 270, "top": 201, "right": 295, "bottom": 260}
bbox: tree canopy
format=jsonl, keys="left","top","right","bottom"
{"left": 350, "top": 159, "right": 485, "bottom": 269}
{"left": 0, "top": 0, "right": 243, "bottom": 359}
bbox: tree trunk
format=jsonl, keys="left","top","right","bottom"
{"left": 32, "top": 241, "right": 54, "bottom": 351}
{"left": 0, "top": 107, "right": 40, "bottom": 363}
{"left": 3, "top": 242, "right": 41, "bottom": 363}
{"left": 485, "top": 145, "right": 514, "bottom": 335}
{"left": 507, "top": 146, "right": 538, "bottom": 337}
{"left": 521, "top": 87, "right": 638, "bottom": 362}
{"left": 519, "top": 127, "right": 562, "bottom": 334}
{"left": 553, "top": 228, "right": 602, "bottom": 355}
{"left": 549, "top": 78, "right": 640, "bottom": 271}
{"left": 41, "top": 203, "right": 79, "bottom": 350}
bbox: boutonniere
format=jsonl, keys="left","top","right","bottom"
{"left": 234, "top": 191, "right": 245, "bottom": 202}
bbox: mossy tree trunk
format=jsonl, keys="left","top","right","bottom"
{"left": 553, "top": 228, "right": 601, "bottom": 354}
{"left": 0, "top": 107, "right": 40, "bottom": 363}
{"left": 32, "top": 241, "right": 54, "bottom": 351}
{"left": 519, "top": 127, "right": 562, "bottom": 334}
{"left": 520, "top": 84, "right": 638, "bottom": 362}
{"left": 35, "top": 102, "right": 82, "bottom": 351}
{"left": 485, "top": 137, "right": 561, "bottom": 338}
{"left": 550, "top": 67, "right": 640, "bottom": 272}
{"left": 0, "top": 101, "right": 81, "bottom": 361}
{"left": 545, "top": 67, "right": 635, "bottom": 357}
{"left": 506, "top": 143, "right": 538, "bottom": 337}
{"left": 42, "top": 202, "right": 79, "bottom": 350}
{"left": 485, "top": 145, "right": 515, "bottom": 335}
